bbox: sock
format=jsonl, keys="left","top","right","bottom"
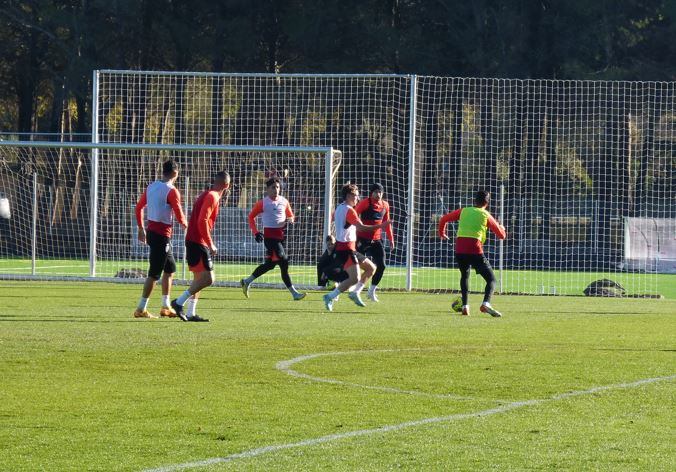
{"left": 354, "top": 281, "right": 365, "bottom": 293}
{"left": 137, "top": 297, "right": 149, "bottom": 311}
{"left": 368, "top": 285, "right": 377, "bottom": 295}
{"left": 186, "top": 298, "right": 197, "bottom": 317}
{"left": 482, "top": 301, "right": 491, "bottom": 307}
{"left": 328, "top": 287, "right": 341, "bottom": 300}
{"left": 176, "top": 290, "right": 191, "bottom": 306}
{"left": 288, "top": 285, "right": 300, "bottom": 295}
{"left": 463, "top": 305, "right": 469, "bottom": 309}
{"left": 161, "top": 295, "right": 170, "bottom": 307}
{"left": 245, "top": 275, "right": 254, "bottom": 284}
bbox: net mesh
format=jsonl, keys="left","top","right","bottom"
{"left": 1, "top": 72, "right": 673, "bottom": 296}
{"left": 0, "top": 144, "right": 341, "bottom": 287}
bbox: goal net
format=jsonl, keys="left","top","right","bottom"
{"left": 92, "top": 71, "right": 675, "bottom": 297}
{"left": 0, "top": 141, "right": 342, "bottom": 288}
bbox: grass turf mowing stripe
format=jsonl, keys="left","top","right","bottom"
{"left": 143, "top": 373, "right": 675, "bottom": 472}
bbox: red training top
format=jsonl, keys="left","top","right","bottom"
{"left": 438, "top": 208, "right": 506, "bottom": 255}
{"left": 354, "top": 197, "right": 394, "bottom": 244}
{"left": 185, "top": 189, "right": 221, "bottom": 248}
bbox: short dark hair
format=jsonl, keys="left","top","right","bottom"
{"left": 213, "top": 170, "right": 230, "bottom": 185}
{"left": 265, "top": 177, "right": 280, "bottom": 188}
{"left": 474, "top": 190, "right": 490, "bottom": 206}
{"left": 341, "top": 182, "right": 359, "bottom": 201}
{"left": 369, "top": 183, "right": 384, "bottom": 194}
{"left": 162, "top": 159, "right": 178, "bottom": 176}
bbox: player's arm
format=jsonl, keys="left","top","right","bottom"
{"left": 248, "top": 200, "right": 264, "bottom": 242}
{"left": 487, "top": 214, "right": 507, "bottom": 240}
{"left": 384, "top": 202, "right": 395, "bottom": 248}
{"left": 285, "top": 203, "right": 295, "bottom": 224}
{"left": 167, "top": 188, "right": 188, "bottom": 229}
{"left": 134, "top": 191, "right": 148, "bottom": 242}
{"left": 198, "top": 193, "right": 218, "bottom": 253}
{"left": 438, "top": 209, "right": 462, "bottom": 240}
{"left": 346, "top": 208, "right": 391, "bottom": 233}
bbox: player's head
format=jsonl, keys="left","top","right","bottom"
{"left": 474, "top": 190, "right": 490, "bottom": 208}
{"left": 265, "top": 177, "right": 281, "bottom": 198}
{"left": 341, "top": 182, "right": 360, "bottom": 204}
{"left": 212, "top": 171, "right": 231, "bottom": 193}
{"left": 162, "top": 159, "right": 179, "bottom": 180}
{"left": 325, "top": 234, "right": 336, "bottom": 251}
{"left": 369, "top": 182, "right": 384, "bottom": 201}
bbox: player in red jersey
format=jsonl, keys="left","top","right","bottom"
{"left": 133, "top": 160, "right": 188, "bottom": 319}
{"left": 240, "top": 177, "right": 305, "bottom": 300}
{"left": 438, "top": 190, "right": 506, "bottom": 317}
{"left": 171, "top": 171, "right": 231, "bottom": 322}
{"left": 354, "top": 183, "right": 395, "bottom": 302}
{"left": 323, "top": 183, "right": 391, "bottom": 312}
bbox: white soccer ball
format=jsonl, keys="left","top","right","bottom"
{"left": 451, "top": 297, "right": 463, "bottom": 313}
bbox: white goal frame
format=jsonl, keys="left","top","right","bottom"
{"left": 0, "top": 140, "right": 341, "bottom": 285}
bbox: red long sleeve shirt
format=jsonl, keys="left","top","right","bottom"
{"left": 438, "top": 208, "right": 506, "bottom": 254}
{"left": 354, "top": 197, "right": 394, "bottom": 244}
{"left": 185, "top": 190, "right": 221, "bottom": 248}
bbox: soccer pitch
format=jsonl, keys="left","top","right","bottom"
{"left": 0, "top": 282, "right": 674, "bottom": 471}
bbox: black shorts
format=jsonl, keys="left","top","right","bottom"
{"left": 334, "top": 249, "right": 359, "bottom": 269}
{"left": 357, "top": 238, "right": 385, "bottom": 265}
{"left": 455, "top": 253, "right": 492, "bottom": 274}
{"left": 146, "top": 230, "right": 176, "bottom": 279}
{"left": 320, "top": 251, "right": 366, "bottom": 284}
{"left": 264, "top": 238, "right": 288, "bottom": 261}
{"left": 186, "top": 241, "right": 214, "bottom": 273}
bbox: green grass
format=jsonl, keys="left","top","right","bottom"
{"left": 1, "top": 257, "right": 675, "bottom": 298}
{"left": 0, "top": 281, "right": 674, "bottom": 471}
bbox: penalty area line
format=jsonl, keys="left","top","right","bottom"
{"left": 142, "top": 373, "right": 675, "bottom": 472}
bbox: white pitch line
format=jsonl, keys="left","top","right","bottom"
{"left": 1, "top": 264, "right": 88, "bottom": 272}
{"left": 143, "top": 367, "right": 675, "bottom": 472}
{"left": 276, "top": 349, "right": 499, "bottom": 402}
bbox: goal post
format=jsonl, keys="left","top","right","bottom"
{"left": 0, "top": 140, "right": 342, "bottom": 288}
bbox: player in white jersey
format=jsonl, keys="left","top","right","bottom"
{"left": 133, "top": 160, "right": 187, "bottom": 319}
{"left": 240, "top": 177, "right": 305, "bottom": 300}
{"left": 323, "top": 183, "right": 392, "bottom": 312}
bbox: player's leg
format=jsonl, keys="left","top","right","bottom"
{"left": 455, "top": 253, "right": 471, "bottom": 316}
{"left": 240, "top": 238, "right": 278, "bottom": 298}
{"left": 274, "top": 240, "right": 305, "bottom": 300}
{"left": 185, "top": 292, "right": 200, "bottom": 319}
{"left": 172, "top": 242, "right": 213, "bottom": 321}
{"left": 323, "top": 251, "right": 359, "bottom": 311}
{"left": 476, "top": 256, "right": 501, "bottom": 317}
{"left": 367, "top": 241, "right": 385, "bottom": 301}
{"left": 159, "top": 247, "right": 178, "bottom": 317}
{"left": 352, "top": 255, "right": 374, "bottom": 298}
{"left": 175, "top": 271, "right": 211, "bottom": 322}
{"left": 134, "top": 231, "right": 164, "bottom": 319}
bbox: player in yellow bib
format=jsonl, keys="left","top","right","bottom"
{"left": 438, "top": 190, "right": 506, "bottom": 317}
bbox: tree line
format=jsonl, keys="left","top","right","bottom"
{"left": 1, "top": 0, "right": 675, "bottom": 135}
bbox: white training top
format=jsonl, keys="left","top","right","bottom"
{"left": 146, "top": 180, "right": 175, "bottom": 224}
{"left": 261, "top": 196, "right": 290, "bottom": 228}
{"left": 334, "top": 202, "right": 357, "bottom": 243}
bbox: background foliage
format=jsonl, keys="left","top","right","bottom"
{"left": 1, "top": 0, "right": 675, "bottom": 134}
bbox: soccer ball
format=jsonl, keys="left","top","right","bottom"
{"left": 451, "top": 297, "right": 463, "bottom": 313}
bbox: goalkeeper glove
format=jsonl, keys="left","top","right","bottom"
{"left": 254, "top": 232, "right": 264, "bottom": 243}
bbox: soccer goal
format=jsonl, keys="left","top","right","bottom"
{"left": 0, "top": 140, "right": 342, "bottom": 288}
